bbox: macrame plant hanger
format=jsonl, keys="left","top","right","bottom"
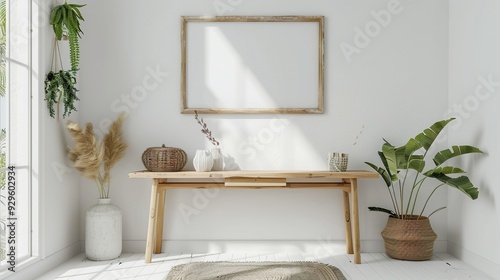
{"left": 50, "top": 38, "right": 64, "bottom": 120}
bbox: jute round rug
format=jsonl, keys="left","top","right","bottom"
{"left": 166, "top": 261, "right": 347, "bottom": 280}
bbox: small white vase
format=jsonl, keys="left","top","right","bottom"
{"left": 86, "top": 198, "right": 122, "bottom": 261}
{"left": 193, "top": 150, "right": 214, "bottom": 172}
{"left": 210, "top": 146, "right": 223, "bottom": 171}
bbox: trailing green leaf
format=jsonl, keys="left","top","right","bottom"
{"left": 44, "top": 70, "right": 79, "bottom": 118}
{"left": 50, "top": 3, "right": 85, "bottom": 71}
{"left": 68, "top": 28, "right": 80, "bottom": 71}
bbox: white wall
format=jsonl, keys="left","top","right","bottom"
{"left": 37, "top": 0, "right": 81, "bottom": 259}
{"left": 36, "top": 0, "right": 82, "bottom": 259}
{"left": 448, "top": 0, "right": 500, "bottom": 276}
{"left": 76, "top": 0, "right": 450, "bottom": 253}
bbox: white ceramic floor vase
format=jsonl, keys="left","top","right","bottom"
{"left": 86, "top": 198, "right": 122, "bottom": 261}
{"left": 210, "top": 147, "right": 223, "bottom": 171}
{"left": 193, "top": 149, "right": 214, "bottom": 172}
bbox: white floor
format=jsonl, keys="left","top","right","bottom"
{"left": 35, "top": 252, "right": 494, "bottom": 280}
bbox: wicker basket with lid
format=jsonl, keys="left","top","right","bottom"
{"left": 142, "top": 145, "right": 187, "bottom": 172}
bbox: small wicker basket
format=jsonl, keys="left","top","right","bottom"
{"left": 142, "top": 145, "right": 187, "bottom": 172}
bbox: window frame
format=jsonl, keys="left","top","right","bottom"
{"left": 0, "top": 0, "right": 38, "bottom": 275}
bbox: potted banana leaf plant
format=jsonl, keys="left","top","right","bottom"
{"left": 366, "top": 118, "right": 482, "bottom": 261}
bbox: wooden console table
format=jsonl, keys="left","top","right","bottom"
{"left": 128, "top": 170, "right": 378, "bottom": 264}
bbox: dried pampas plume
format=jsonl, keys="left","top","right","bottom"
{"left": 102, "top": 113, "right": 128, "bottom": 187}
{"left": 66, "top": 113, "right": 128, "bottom": 198}
{"left": 67, "top": 122, "right": 103, "bottom": 181}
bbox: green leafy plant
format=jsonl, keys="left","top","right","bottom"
{"left": 366, "top": 118, "right": 483, "bottom": 220}
{"left": 44, "top": 69, "right": 79, "bottom": 118}
{"left": 50, "top": 2, "right": 85, "bottom": 71}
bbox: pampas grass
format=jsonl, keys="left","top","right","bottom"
{"left": 67, "top": 114, "right": 128, "bottom": 198}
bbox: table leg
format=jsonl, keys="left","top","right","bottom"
{"left": 155, "top": 188, "right": 166, "bottom": 254}
{"left": 350, "top": 178, "right": 361, "bottom": 264}
{"left": 145, "top": 179, "right": 159, "bottom": 263}
{"left": 342, "top": 190, "right": 353, "bottom": 254}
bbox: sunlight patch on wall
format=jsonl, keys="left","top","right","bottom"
{"left": 205, "top": 26, "right": 276, "bottom": 109}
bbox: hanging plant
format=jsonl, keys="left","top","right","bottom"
{"left": 44, "top": 39, "right": 79, "bottom": 119}
{"left": 50, "top": 2, "right": 85, "bottom": 71}
{"left": 44, "top": 69, "right": 79, "bottom": 118}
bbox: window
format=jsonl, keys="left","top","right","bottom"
{"left": 0, "top": 0, "right": 35, "bottom": 271}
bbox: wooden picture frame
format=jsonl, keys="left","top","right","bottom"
{"left": 181, "top": 16, "right": 324, "bottom": 114}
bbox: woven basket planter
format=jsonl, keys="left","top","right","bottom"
{"left": 381, "top": 215, "right": 437, "bottom": 261}
{"left": 142, "top": 145, "right": 187, "bottom": 172}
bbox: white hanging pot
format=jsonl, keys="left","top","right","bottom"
{"left": 85, "top": 198, "right": 122, "bottom": 261}
{"left": 193, "top": 149, "right": 214, "bottom": 172}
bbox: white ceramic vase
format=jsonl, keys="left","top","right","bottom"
{"left": 193, "top": 150, "right": 213, "bottom": 172}
{"left": 86, "top": 198, "right": 122, "bottom": 261}
{"left": 210, "top": 146, "right": 223, "bottom": 171}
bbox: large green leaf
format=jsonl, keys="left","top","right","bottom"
{"left": 433, "top": 145, "right": 483, "bottom": 166}
{"left": 414, "top": 118, "right": 455, "bottom": 151}
{"left": 377, "top": 151, "right": 391, "bottom": 177}
{"left": 365, "top": 162, "right": 392, "bottom": 187}
{"left": 425, "top": 173, "right": 478, "bottom": 200}
{"left": 397, "top": 138, "right": 422, "bottom": 161}
{"left": 382, "top": 143, "right": 398, "bottom": 181}
{"left": 407, "top": 157, "right": 425, "bottom": 172}
{"left": 394, "top": 145, "right": 407, "bottom": 168}
{"left": 424, "top": 166, "right": 465, "bottom": 176}
{"left": 393, "top": 138, "right": 425, "bottom": 172}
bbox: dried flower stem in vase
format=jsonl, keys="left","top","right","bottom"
{"left": 194, "top": 110, "right": 219, "bottom": 147}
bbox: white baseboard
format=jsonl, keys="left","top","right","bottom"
{"left": 448, "top": 241, "right": 500, "bottom": 279}
{"left": 121, "top": 239, "right": 447, "bottom": 255}
{"left": 0, "top": 241, "right": 81, "bottom": 280}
